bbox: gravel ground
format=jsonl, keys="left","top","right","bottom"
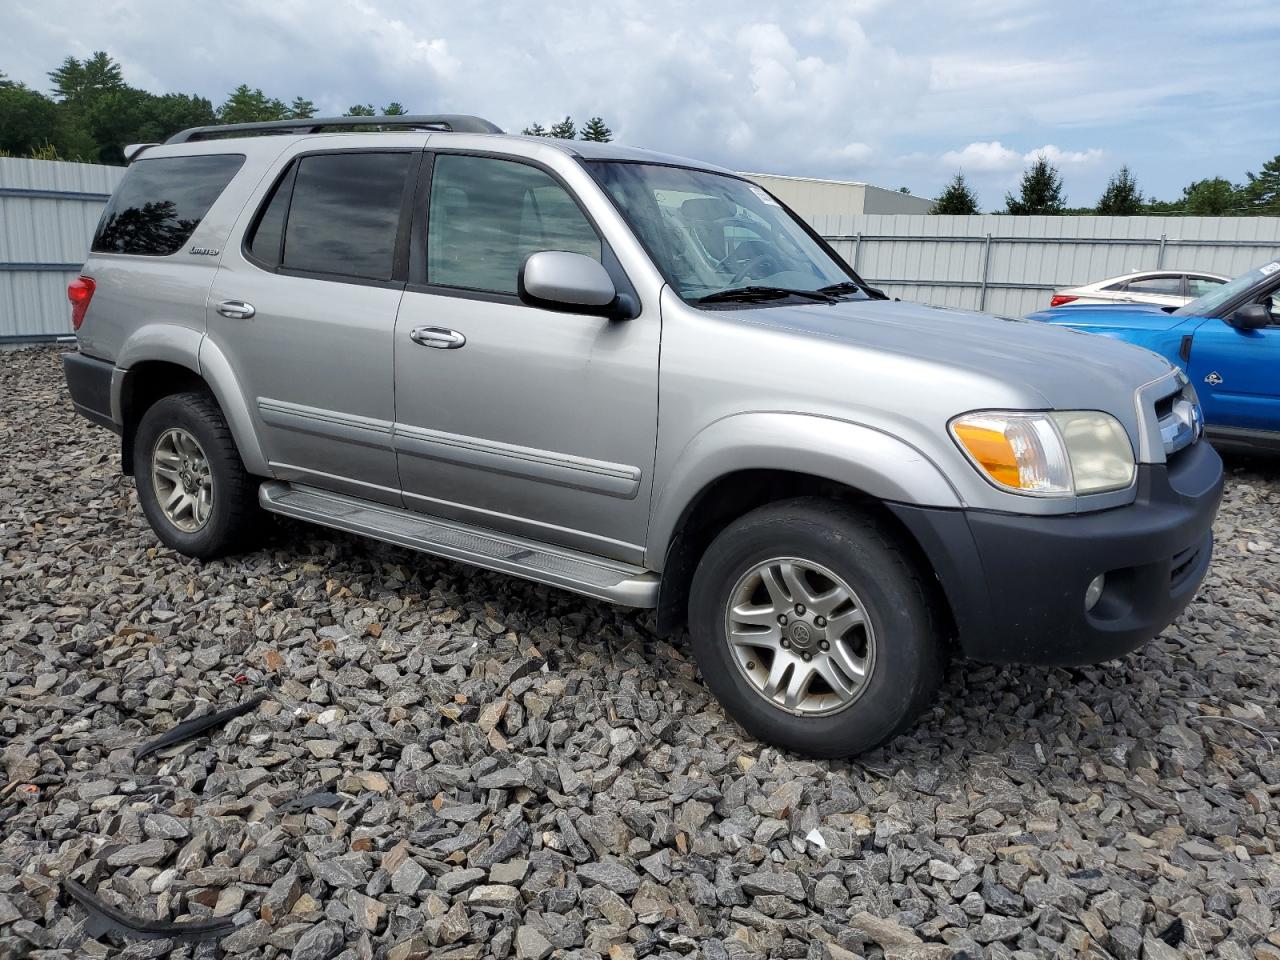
{"left": 1, "top": 345, "right": 1277, "bottom": 960}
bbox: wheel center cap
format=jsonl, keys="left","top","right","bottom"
{"left": 789, "top": 621, "right": 813, "bottom": 650}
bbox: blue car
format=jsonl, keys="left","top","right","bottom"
{"left": 1029, "top": 259, "right": 1280, "bottom": 453}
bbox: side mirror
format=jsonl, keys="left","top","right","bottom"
{"left": 519, "top": 251, "right": 620, "bottom": 316}
{"left": 1227, "top": 303, "right": 1270, "bottom": 330}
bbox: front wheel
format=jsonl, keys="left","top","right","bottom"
{"left": 688, "top": 498, "right": 944, "bottom": 758}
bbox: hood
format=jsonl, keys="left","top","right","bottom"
{"left": 725, "top": 297, "right": 1174, "bottom": 410}
{"left": 1025, "top": 303, "right": 1186, "bottom": 332}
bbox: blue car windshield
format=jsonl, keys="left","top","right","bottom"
{"left": 587, "top": 161, "right": 864, "bottom": 304}
{"left": 1175, "top": 259, "right": 1280, "bottom": 316}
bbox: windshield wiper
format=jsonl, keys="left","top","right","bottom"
{"left": 818, "top": 280, "right": 886, "bottom": 300}
{"left": 695, "top": 285, "right": 836, "bottom": 305}
{"left": 816, "top": 281, "right": 861, "bottom": 296}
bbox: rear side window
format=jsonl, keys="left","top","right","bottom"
{"left": 1125, "top": 276, "right": 1182, "bottom": 296}
{"left": 247, "top": 170, "right": 292, "bottom": 265}
{"left": 280, "top": 152, "right": 411, "bottom": 281}
{"left": 93, "top": 154, "right": 244, "bottom": 256}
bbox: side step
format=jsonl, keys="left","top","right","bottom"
{"left": 258, "top": 481, "right": 659, "bottom": 607}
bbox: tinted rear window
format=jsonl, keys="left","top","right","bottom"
{"left": 93, "top": 154, "right": 244, "bottom": 256}
{"left": 247, "top": 168, "right": 293, "bottom": 266}
{"left": 281, "top": 152, "right": 411, "bottom": 281}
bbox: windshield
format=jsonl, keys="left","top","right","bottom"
{"left": 1175, "top": 259, "right": 1280, "bottom": 316}
{"left": 587, "top": 161, "right": 865, "bottom": 305}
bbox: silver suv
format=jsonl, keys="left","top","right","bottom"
{"left": 63, "top": 114, "right": 1223, "bottom": 757}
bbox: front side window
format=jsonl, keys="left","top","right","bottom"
{"left": 588, "top": 161, "right": 863, "bottom": 305}
{"left": 93, "top": 154, "right": 244, "bottom": 256}
{"left": 1186, "top": 276, "right": 1225, "bottom": 298}
{"left": 427, "top": 154, "right": 601, "bottom": 294}
{"left": 280, "top": 152, "right": 411, "bottom": 281}
{"left": 1177, "top": 260, "right": 1280, "bottom": 317}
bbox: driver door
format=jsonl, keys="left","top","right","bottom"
{"left": 1187, "top": 286, "right": 1280, "bottom": 433}
{"left": 391, "top": 151, "right": 660, "bottom": 562}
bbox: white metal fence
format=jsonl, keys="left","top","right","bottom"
{"left": 5, "top": 157, "right": 1280, "bottom": 339}
{"left": 815, "top": 214, "right": 1280, "bottom": 318}
{"left": 0, "top": 157, "right": 124, "bottom": 341}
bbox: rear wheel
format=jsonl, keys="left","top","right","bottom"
{"left": 134, "top": 392, "right": 261, "bottom": 559}
{"left": 688, "top": 498, "right": 943, "bottom": 757}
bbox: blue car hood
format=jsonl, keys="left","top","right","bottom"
{"left": 1027, "top": 303, "right": 1189, "bottom": 332}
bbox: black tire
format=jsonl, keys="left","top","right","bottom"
{"left": 688, "top": 497, "right": 944, "bottom": 758}
{"left": 134, "top": 391, "right": 261, "bottom": 560}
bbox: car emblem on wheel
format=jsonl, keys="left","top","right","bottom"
{"left": 1204, "top": 371, "right": 1223, "bottom": 386}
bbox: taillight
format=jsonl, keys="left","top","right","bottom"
{"left": 68, "top": 276, "right": 96, "bottom": 330}
{"left": 1049, "top": 295, "right": 1078, "bottom": 308}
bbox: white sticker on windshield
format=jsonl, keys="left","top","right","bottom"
{"left": 1260, "top": 261, "right": 1280, "bottom": 276}
{"left": 749, "top": 185, "right": 780, "bottom": 206}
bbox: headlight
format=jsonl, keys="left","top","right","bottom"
{"left": 951, "top": 410, "right": 1135, "bottom": 496}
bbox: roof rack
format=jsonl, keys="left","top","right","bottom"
{"left": 165, "top": 114, "right": 503, "bottom": 144}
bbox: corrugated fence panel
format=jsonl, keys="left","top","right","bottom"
{"left": 0, "top": 157, "right": 124, "bottom": 340}
{"left": 820, "top": 214, "right": 1280, "bottom": 318}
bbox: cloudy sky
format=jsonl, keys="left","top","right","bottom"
{"left": 3, "top": 0, "right": 1277, "bottom": 208}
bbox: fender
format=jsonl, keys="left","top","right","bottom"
{"left": 109, "top": 323, "right": 269, "bottom": 476}
{"left": 646, "top": 411, "right": 963, "bottom": 569}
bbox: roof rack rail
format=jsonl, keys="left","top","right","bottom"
{"left": 165, "top": 114, "right": 503, "bottom": 144}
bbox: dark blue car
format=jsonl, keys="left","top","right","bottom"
{"left": 1029, "top": 260, "right": 1280, "bottom": 453}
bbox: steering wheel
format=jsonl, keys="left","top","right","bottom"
{"left": 730, "top": 252, "right": 783, "bottom": 285}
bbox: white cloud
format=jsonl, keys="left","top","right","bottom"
{"left": 939, "top": 141, "right": 1022, "bottom": 171}
{"left": 941, "top": 141, "right": 1104, "bottom": 173}
{"left": 1028, "top": 144, "right": 1105, "bottom": 166}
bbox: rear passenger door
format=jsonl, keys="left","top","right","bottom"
{"left": 391, "top": 151, "right": 659, "bottom": 562}
{"left": 207, "top": 146, "right": 420, "bottom": 505}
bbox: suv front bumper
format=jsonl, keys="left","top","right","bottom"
{"left": 890, "top": 440, "right": 1223, "bottom": 666}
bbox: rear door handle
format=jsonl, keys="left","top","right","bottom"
{"left": 216, "top": 299, "right": 255, "bottom": 320}
{"left": 410, "top": 326, "right": 466, "bottom": 349}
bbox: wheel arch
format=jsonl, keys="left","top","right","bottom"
{"left": 648, "top": 413, "right": 964, "bottom": 636}
{"left": 113, "top": 327, "right": 267, "bottom": 476}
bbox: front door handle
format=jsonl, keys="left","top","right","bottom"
{"left": 216, "top": 299, "right": 255, "bottom": 320}
{"left": 410, "top": 326, "right": 466, "bottom": 349}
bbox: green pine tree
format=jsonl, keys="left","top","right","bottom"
{"left": 932, "top": 172, "right": 980, "bottom": 215}
{"left": 548, "top": 116, "right": 576, "bottom": 139}
{"left": 218, "top": 85, "right": 288, "bottom": 124}
{"left": 579, "top": 117, "right": 612, "bottom": 142}
{"left": 521, "top": 122, "right": 548, "bottom": 136}
{"left": 49, "top": 52, "right": 124, "bottom": 102}
{"left": 1095, "top": 166, "right": 1144, "bottom": 215}
{"left": 383, "top": 102, "right": 408, "bottom": 115}
{"left": 1181, "top": 178, "right": 1240, "bottom": 216}
{"left": 287, "top": 96, "right": 317, "bottom": 119}
{"left": 1241, "top": 154, "right": 1280, "bottom": 215}
{"left": 1005, "top": 155, "right": 1066, "bottom": 214}
{"left": 344, "top": 103, "right": 376, "bottom": 117}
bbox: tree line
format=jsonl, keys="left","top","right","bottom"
{"left": 521, "top": 117, "right": 613, "bottom": 142}
{"left": 933, "top": 154, "right": 1280, "bottom": 217}
{"left": 0, "top": 51, "right": 614, "bottom": 164}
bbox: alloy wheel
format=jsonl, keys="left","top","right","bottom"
{"left": 150, "top": 427, "right": 214, "bottom": 533}
{"left": 725, "top": 557, "right": 876, "bottom": 716}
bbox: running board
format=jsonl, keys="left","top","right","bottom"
{"left": 258, "top": 481, "right": 659, "bottom": 607}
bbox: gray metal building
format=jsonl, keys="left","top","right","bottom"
{"left": 742, "top": 172, "right": 935, "bottom": 219}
